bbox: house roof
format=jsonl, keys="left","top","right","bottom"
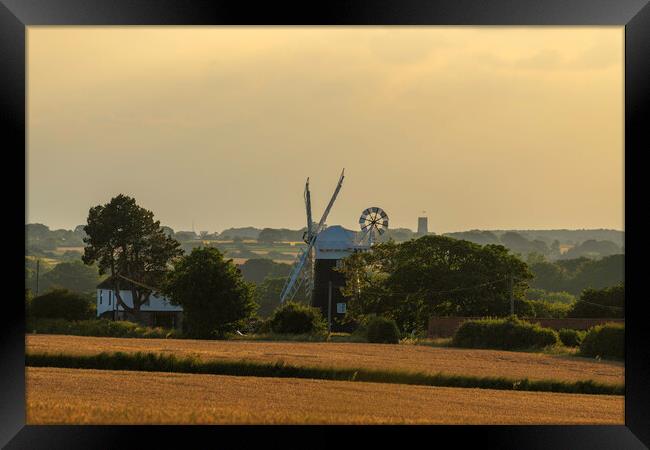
{"left": 97, "top": 275, "right": 138, "bottom": 290}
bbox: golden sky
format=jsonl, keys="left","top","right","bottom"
{"left": 27, "top": 27, "right": 623, "bottom": 233}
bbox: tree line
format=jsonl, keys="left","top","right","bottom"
{"left": 27, "top": 194, "right": 624, "bottom": 339}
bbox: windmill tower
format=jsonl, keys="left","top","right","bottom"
{"left": 279, "top": 169, "right": 345, "bottom": 304}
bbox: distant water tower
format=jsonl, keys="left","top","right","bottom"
{"left": 417, "top": 213, "right": 428, "bottom": 236}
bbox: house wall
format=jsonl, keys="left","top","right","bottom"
{"left": 96, "top": 289, "right": 183, "bottom": 317}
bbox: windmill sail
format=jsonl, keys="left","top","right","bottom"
{"left": 303, "top": 179, "right": 314, "bottom": 296}
{"left": 280, "top": 169, "right": 345, "bottom": 303}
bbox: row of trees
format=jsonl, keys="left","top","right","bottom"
{"left": 25, "top": 259, "right": 103, "bottom": 294}
{"left": 46, "top": 194, "right": 624, "bottom": 339}
{"left": 528, "top": 254, "right": 623, "bottom": 295}
{"left": 336, "top": 236, "right": 625, "bottom": 334}
{"left": 337, "top": 236, "right": 532, "bottom": 334}
{"left": 443, "top": 230, "right": 623, "bottom": 261}
{"left": 28, "top": 223, "right": 622, "bottom": 260}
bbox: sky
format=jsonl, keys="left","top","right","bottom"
{"left": 27, "top": 27, "right": 624, "bottom": 234}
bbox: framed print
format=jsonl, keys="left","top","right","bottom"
{"left": 2, "top": 0, "right": 649, "bottom": 448}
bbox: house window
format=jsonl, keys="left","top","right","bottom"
{"left": 109, "top": 291, "right": 112, "bottom": 305}
{"left": 336, "top": 303, "right": 347, "bottom": 314}
{"left": 99, "top": 292, "right": 103, "bottom": 305}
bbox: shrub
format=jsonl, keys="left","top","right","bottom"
{"left": 268, "top": 302, "right": 326, "bottom": 335}
{"left": 29, "top": 289, "right": 95, "bottom": 321}
{"left": 525, "top": 289, "right": 576, "bottom": 304}
{"left": 366, "top": 316, "right": 401, "bottom": 344}
{"left": 526, "top": 300, "right": 571, "bottom": 319}
{"left": 558, "top": 328, "right": 585, "bottom": 347}
{"left": 256, "top": 319, "right": 272, "bottom": 334}
{"left": 452, "top": 316, "right": 560, "bottom": 351}
{"left": 26, "top": 318, "right": 180, "bottom": 339}
{"left": 25, "top": 288, "right": 33, "bottom": 316}
{"left": 580, "top": 323, "right": 624, "bottom": 360}
{"left": 242, "top": 317, "right": 266, "bottom": 334}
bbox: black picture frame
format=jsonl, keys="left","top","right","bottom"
{"left": 2, "top": 0, "right": 648, "bottom": 448}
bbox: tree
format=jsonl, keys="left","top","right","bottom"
{"left": 257, "top": 228, "right": 283, "bottom": 244}
{"left": 29, "top": 288, "right": 95, "bottom": 321}
{"left": 444, "top": 230, "right": 500, "bottom": 246}
{"left": 254, "top": 277, "right": 287, "bottom": 317}
{"left": 251, "top": 275, "right": 310, "bottom": 317}
{"left": 561, "top": 240, "right": 621, "bottom": 259}
{"left": 528, "top": 260, "right": 568, "bottom": 292}
{"left": 568, "top": 284, "right": 624, "bottom": 318}
{"left": 82, "top": 194, "right": 183, "bottom": 320}
{"left": 528, "top": 255, "right": 624, "bottom": 295}
{"left": 174, "top": 231, "right": 197, "bottom": 242}
{"left": 550, "top": 240, "right": 561, "bottom": 257}
{"left": 160, "top": 226, "right": 175, "bottom": 238}
{"left": 163, "top": 247, "right": 256, "bottom": 338}
{"left": 569, "top": 254, "right": 624, "bottom": 293}
{"left": 338, "top": 235, "right": 532, "bottom": 333}
{"left": 40, "top": 260, "right": 103, "bottom": 293}
{"left": 500, "top": 231, "right": 537, "bottom": 256}
{"left": 26, "top": 223, "right": 50, "bottom": 239}
{"left": 73, "top": 224, "right": 87, "bottom": 240}
{"left": 238, "top": 258, "right": 292, "bottom": 285}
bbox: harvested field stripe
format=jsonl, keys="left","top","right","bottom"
{"left": 27, "top": 367, "right": 624, "bottom": 425}
{"left": 28, "top": 335, "right": 623, "bottom": 385}
{"left": 26, "top": 351, "right": 624, "bottom": 396}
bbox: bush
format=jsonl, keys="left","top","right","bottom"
{"left": 580, "top": 323, "right": 624, "bottom": 360}
{"left": 26, "top": 318, "right": 180, "bottom": 339}
{"left": 25, "top": 288, "right": 33, "bottom": 316}
{"left": 525, "top": 289, "right": 576, "bottom": 304}
{"left": 29, "top": 289, "right": 95, "bottom": 321}
{"left": 526, "top": 300, "right": 571, "bottom": 319}
{"left": 558, "top": 328, "right": 585, "bottom": 347}
{"left": 241, "top": 317, "right": 266, "bottom": 334}
{"left": 366, "top": 316, "right": 401, "bottom": 344}
{"left": 268, "top": 302, "right": 326, "bottom": 335}
{"left": 452, "top": 316, "right": 560, "bottom": 351}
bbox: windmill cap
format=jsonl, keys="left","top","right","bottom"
{"left": 315, "top": 225, "right": 356, "bottom": 249}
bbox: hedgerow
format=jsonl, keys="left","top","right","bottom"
{"left": 452, "top": 316, "right": 560, "bottom": 351}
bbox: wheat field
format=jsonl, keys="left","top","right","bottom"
{"left": 27, "top": 334, "right": 624, "bottom": 385}
{"left": 26, "top": 367, "right": 624, "bottom": 425}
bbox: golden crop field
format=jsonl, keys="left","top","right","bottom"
{"left": 27, "top": 334, "right": 624, "bottom": 385}
{"left": 26, "top": 367, "right": 624, "bottom": 425}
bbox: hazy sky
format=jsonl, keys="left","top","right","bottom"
{"left": 27, "top": 27, "right": 623, "bottom": 233}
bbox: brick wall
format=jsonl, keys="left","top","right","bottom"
{"left": 428, "top": 316, "right": 625, "bottom": 338}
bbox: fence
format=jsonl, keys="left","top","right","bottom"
{"left": 428, "top": 316, "right": 625, "bottom": 338}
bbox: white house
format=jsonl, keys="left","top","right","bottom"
{"left": 96, "top": 277, "right": 183, "bottom": 330}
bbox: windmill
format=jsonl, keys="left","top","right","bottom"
{"left": 280, "top": 169, "right": 345, "bottom": 304}
{"left": 358, "top": 207, "right": 389, "bottom": 246}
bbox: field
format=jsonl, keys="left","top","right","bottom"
{"left": 26, "top": 367, "right": 624, "bottom": 425}
{"left": 27, "top": 334, "right": 624, "bottom": 385}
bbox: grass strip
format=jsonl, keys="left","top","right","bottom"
{"left": 25, "top": 351, "right": 624, "bottom": 396}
